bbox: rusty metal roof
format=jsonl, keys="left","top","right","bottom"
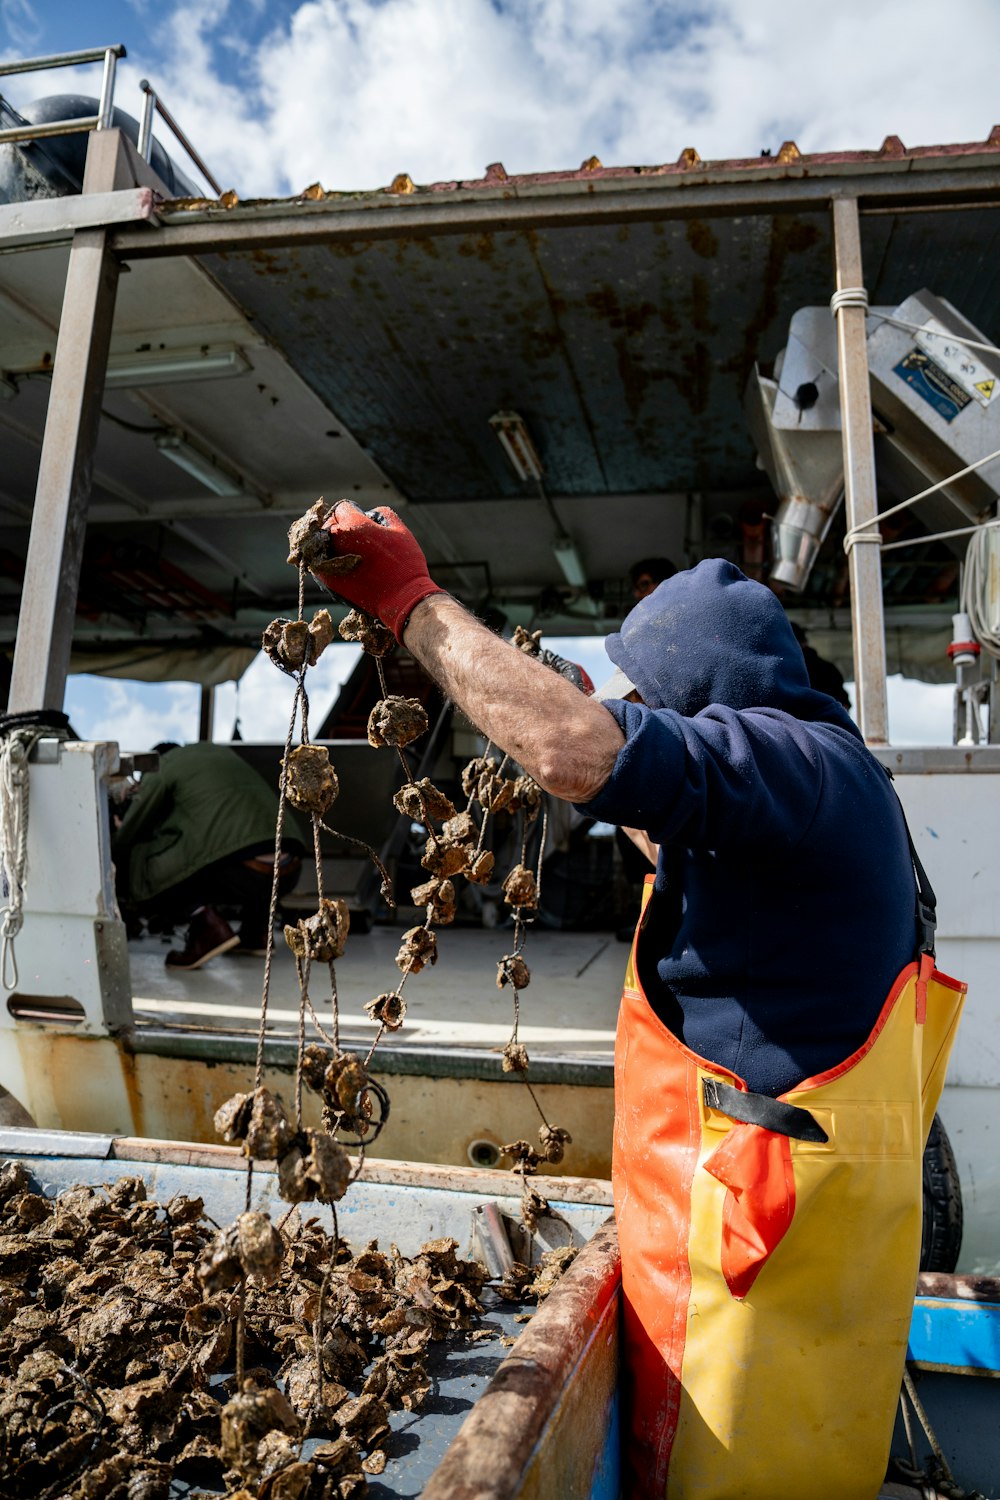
{"left": 5, "top": 131, "right": 1000, "bottom": 676}
{"left": 166, "top": 133, "right": 1000, "bottom": 518}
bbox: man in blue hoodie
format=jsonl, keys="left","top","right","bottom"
{"left": 308, "top": 502, "right": 963, "bottom": 1500}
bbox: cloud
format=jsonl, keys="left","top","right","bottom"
{"left": 64, "top": 676, "right": 200, "bottom": 748}
{"left": 213, "top": 643, "right": 363, "bottom": 742}
{"left": 172, "top": 0, "right": 1000, "bottom": 195}
{"left": 5, "top": 0, "right": 999, "bottom": 199}
{"left": 0, "top": 0, "right": 42, "bottom": 52}
{"left": 64, "top": 640, "right": 363, "bottom": 748}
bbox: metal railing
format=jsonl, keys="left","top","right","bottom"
{"left": 0, "top": 44, "right": 125, "bottom": 142}
{"left": 137, "top": 80, "right": 222, "bottom": 196}
{"left": 0, "top": 46, "right": 222, "bottom": 196}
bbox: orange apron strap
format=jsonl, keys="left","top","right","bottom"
{"left": 915, "top": 951, "right": 934, "bottom": 1024}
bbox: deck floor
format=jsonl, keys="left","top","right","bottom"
{"left": 129, "top": 924, "right": 624, "bottom": 1059}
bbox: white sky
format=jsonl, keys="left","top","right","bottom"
{"left": 7, "top": 0, "right": 992, "bottom": 744}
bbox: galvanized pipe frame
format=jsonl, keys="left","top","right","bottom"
{"left": 108, "top": 161, "right": 1000, "bottom": 260}
{"left": 832, "top": 197, "right": 889, "bottom": 745}
{"left": 135, "top": 79, "right": 223, "bottom": 196}
{"left": 0, "top": 117, "right": 100, "bottom": 146}
{"left": 0, "top": 188, "right": 157, "bottom": 253}
{"left": 0, "top": 43, "right": 125, "bottom": 147}
{"left": 0, "top": 43, "right": 126, "bottom": 77}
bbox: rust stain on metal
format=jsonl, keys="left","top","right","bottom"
{"left": 581, "top": 285, "right": 662, "bottom": 421}
{"left": 30, "top": 1038, "right": 615, "bottom": 1175}
{"left": 156, "top": 128, "right": 1000, "bottom": 235}
{"left": 456, "top": 232, "right": 497, "bottom": 263}
{"left": 116, "top": 1046, "right": 147, "bottom": 1139}
{"left": 686, "top": 217, "right": 719, "bottom": 259}
{"left": 917, "top": 1272, "right": 1000, "bottom": 1303}
{"left": 249, "top": 247, "right": 285, "bottom": 275}
{"left": 722, "top": 213, "right": 824, "bottom": 391}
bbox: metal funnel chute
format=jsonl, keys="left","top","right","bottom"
{"left": 743, "top": 367, "right": 844, "bottom": 591}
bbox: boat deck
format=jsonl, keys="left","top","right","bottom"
{"left": 128, "top": 923, "right": 624, "bottom": 1060}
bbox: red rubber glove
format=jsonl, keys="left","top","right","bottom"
{"left": 313, "top": 501, "right": 446, "bottom": 643}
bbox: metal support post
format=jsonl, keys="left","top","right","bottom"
{"left": 8, "top": 230, "right": 119, "bottom": 711}
{"left": 96, "top": 46, "right": 119, "bottom": 130}
{"left": 198, "top": 685, "right": 215, "bottom": 741}
{"left": 831, "top": 196, "right": 889, "bottom": 745}
{"left": 137, "top": 82, "right": 156, "bottom": 161}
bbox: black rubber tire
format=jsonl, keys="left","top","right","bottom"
{"left": 920, "top": 1112, "right": 963, "bottom": 1272}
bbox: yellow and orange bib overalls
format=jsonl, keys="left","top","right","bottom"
{"left": 615, "top": 868, "right": 965, "bottom": 1499}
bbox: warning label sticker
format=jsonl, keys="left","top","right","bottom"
{"left": 914, "top": 317, "right": 1000, "bottom": 407}
{"left": 894, "top": 348, "right": 972, "bottom": 424}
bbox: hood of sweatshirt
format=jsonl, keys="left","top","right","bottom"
{"left": 604, "top": 558, "right": 860, "bottom": 736}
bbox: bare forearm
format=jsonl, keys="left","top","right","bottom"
{"left": 403, "top": 595, "right": 624, "bottom": 802}
{"left": 622, "top": 826, "right": 660, "bottom": 864}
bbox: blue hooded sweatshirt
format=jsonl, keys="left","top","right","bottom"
{"left": 579, "top": 559, "right": 918, "bottom": 1097}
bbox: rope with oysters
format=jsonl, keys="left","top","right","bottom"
{"left": 199, "top": 500, "right": 576, "bottom": 1474}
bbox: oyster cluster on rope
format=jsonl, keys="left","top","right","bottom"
{"left": 0, "top": 510, "right": 578, "bottom": 1496}
{"left": 214, "top": 1086, "right": 354, "bottom": 1205}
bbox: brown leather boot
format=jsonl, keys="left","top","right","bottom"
{"left": 165, "top": 906, "right": 239, "bottom": 969}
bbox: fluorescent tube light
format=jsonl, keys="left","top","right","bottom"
{"left": 489, "top": 410, "right": 544, "bottom": 481}
{"left": 553, "top": 536, "right": 587, "bottom": 588}
{"left": 154, "top": 430, "right": 244, "bottom": 497}
{"left": 105, "top": 345, "right": 249, "bottom": 388}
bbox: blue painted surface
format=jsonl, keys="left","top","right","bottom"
{"left": 889, "top": 1368, "right": 1000, "bottom": 1494}
{"left": 908, "top": 1297, "right": 1000, "bottom": 1372}
{"left": 589, "top": 1387, "right": 621, "bottom": 1500}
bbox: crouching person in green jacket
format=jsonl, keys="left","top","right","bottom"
{"left": 113, "top": 742, "right": 306, "bottom": 968}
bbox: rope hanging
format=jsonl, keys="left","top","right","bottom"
{"left": 0, "top": 728, "right": 43, "bottom": 992}
{"left": 843, "top": 446, "right": 1000, "bottom": 557}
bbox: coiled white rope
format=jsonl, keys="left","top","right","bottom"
{"left": 0, "top": 729, "right": 42, "bottom": 992}
{"left": 830, "top": 286, "right": 869, "bottom": 316}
